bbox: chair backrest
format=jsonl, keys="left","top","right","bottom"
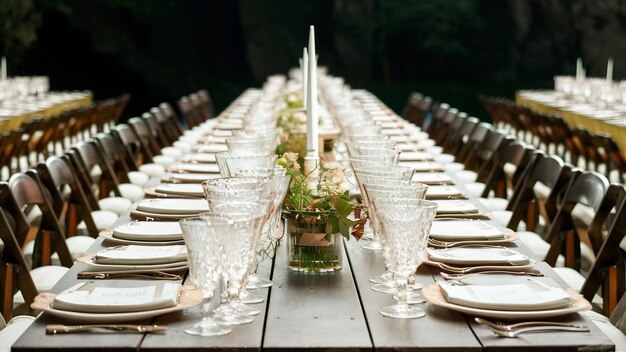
{"left": 426, "top": 103, "right": 449, "bottom": 136}
{"left": 197, "top": 89, "right": 215, "bottom": 119}
{"left": 441, "top": 112, "right": 467, "bottom": 153}
{"left": 69, "top": 141, "right": 122, "bottom": 199}
{"left": 432, "top": 108, "right": 458, "bottom": 145}
{"left": 578, "top": 184, "right": 626, "bottom": 316}
{"left": 128, "top": 117, "right": 160, "bottom": 158}
{"left": 507, "top": 152, "right": 574, "bottom": 232}
{"left": 543, "top": 171, "right": 610, "bottom": 270}
{"left": 142, "top": 112, "right": 170, "bottom": 150}
{"left": 154, "top": 104, "right": 184, "bottom": 143}
{"left": 95, "top": 132, "right": 136, "bottom": 186}
{"left": 36, "top": 156, "right": 99, "bottom": 237}
{"left": 0, "top": 202, "right": 37, "bottom": 321}
{"left": 6, "top": 173, "right": 72, "bottom": 268}
{"left": 113, "top": 124, "right": 150, "bottom": 167}
{"left": 456, "top": 122, "right": 491, "bottom": 165}
{"left": 481, "top": 141, "right": 535, "bottom": 199}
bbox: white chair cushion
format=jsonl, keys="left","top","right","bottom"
{"left": 491, "top": 210, "right": 512, "bottom": 228}
{"left": 127, "top": 171, "right": 150, "bottom": 186}
{"left": 77, "top": 210, "right": 119, "bottom": 235}
{"left": 553, "top": 267, "right": 603, "bottom": 308}
{"left": 533, "top": 182, "right": 551, "bottom": 201}
{"left": 138, "top": 164, "right": 166, "bottom": 178}
{"left": 518, "top": 230, "right": 565, "bottom": 266}
{"left": 426, "top": 146, "right": 443, "bottom": 155}
{"left": 152, "top": 155, "right": 176, "bottom": 167}
{"left": 98, "top": 197, "right": 132, "bottom": 216}
{"left": 580, "top": 311, "right": 626, "bottom": 352}
{"left": 444, "top": 162, "right": 465, "bottom": 173}
{"left": 161, "top": 147, "right": 183, "bottom": 159}
{"left": 478, "top": 197, "right": 508, "bottom": 211}
{"left": 50, "top": 235, "right": 96, "bottom": 266}
{"left": 572, "top": 203, "right": 595, "bottom": 227}
{"left": 118, "top": 183, "right": 145, "bottom": 202}
{"left": 0, "top": 315, "right": 36, "bottom": 352}
{"left": 13, "top": 265, "right": 69, "bottom": 304}
{"left": 172, "top": 141, "right": 192, "bottom": 153}
{"left": 453, "top": 170, "right": 478, "bottom": 183}
{"left": 433, "top": 153, "right": 455, "bottom": 164}
{"left": 464, "top": 182, "right": 486, "bottom": 198}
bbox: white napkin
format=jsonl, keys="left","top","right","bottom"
{"left": 53, "top": 282, "right": 180, "bottom": 313}
{"left": 440, "top": 282, "right": 571, "bottom": 311}
{"left": 95, "top": 245, "right": 188, "bottom": 265}
{"left": 433, "top": 200, "right": 479, "bottom": 214}
{"left": 427, "top": 247, "right": 530, "bottom": 265}
{"left": 429, "top": 220, "right": 503, "bottom": 241}
{"left": 194, "top": 144, "right": 228, "bottom": 153}
{"left": 426, "top": 186, "right": 464, "bottom": 199}
{"left": 167, "top": 173, "right": 221, "bottom": 183}
{"left": 399, "top": 161, "right": 443, "bottom": 172}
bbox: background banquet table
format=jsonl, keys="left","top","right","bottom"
{"left": 516, "top": 90, "right": 626, "bottom": 152}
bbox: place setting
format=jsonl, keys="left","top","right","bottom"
{"left": 130, "top": 198, "right": 210, "bottom": 221}
{"left": 76, "top": 244, "right": 189, "bottom": 272}
{"left": 99, "top": 221, "right": 185, "bottom": 246}
{"left": 428, "top": 219, "right": 519, "bottom": 248}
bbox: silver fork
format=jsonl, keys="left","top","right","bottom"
{"left": 475, "top": 317, "right": 588, "bottom": 337}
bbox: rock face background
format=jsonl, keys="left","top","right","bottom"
{"left": 1, "top": 0, "right": 625, "bottom": 117}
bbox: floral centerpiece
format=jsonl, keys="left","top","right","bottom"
{"left": 276, "top": 152, "right": 364, "bottom": 272}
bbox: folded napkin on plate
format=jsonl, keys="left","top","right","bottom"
{"left": 182, "top": 153, "right": 217, "bottom": 163}
{"left": 429, "top": 220, "right": 503, "bottom": 241}
{"left": 399, "top": 151, "right": 434, "bottom": 161}
{"left": 427, "top": 246, "right": 530, "bottom": 266}
{"left": 412, "top": 172, "right": 455, "bottom": 185}
{"left": 95, "top": 245, "right": 188, "bottom": 265}
{"left": 171, "top": 163, "right": 220, "bottom": 174}
{"left": 136, "top": 198, "right": 210, "bottom": 215}
{"left": 53, "top": 282, "right": 180, "bottom": 313}
{"left": 194, "top": 144, "right": 229, "bottom": 153}
{"left": 439, "top": 282, "right": 571, "bottom": 311}
{"left": 433, "top": 200, "right": 479, "bottom": 214}
{"left": 113, "top": 221, "right": 183, "bottom": 241}
{"left": 165, "top": 173, "right": 221, "bottom": 183}
{"left": 398, "top": 161, "right": 443, "bottom": 172}
{"left": 425, "top": 186, "right": 465, "bottom": 199}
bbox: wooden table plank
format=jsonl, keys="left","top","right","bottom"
{"left": 344, "top": 238, "right": 482, "bottom": 352}
{"left": 140, "top": 257, "right": 273, "bottom": 351}
{"left": 262, "top": 238, "right": 372, "bottom": 351}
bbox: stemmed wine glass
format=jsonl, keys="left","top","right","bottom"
{"left": 372, "top": 198, "right": 437, "bottom": 319}
{"left": 179, "top": 215, "right": 234, "bottom": 336}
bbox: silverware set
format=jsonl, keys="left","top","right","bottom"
{"left": 46, "top": 324, "right": 167, "bottom": 334}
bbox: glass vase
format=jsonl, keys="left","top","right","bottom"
{"left": 286, "top": 214, "right": 343, "bottom": 273}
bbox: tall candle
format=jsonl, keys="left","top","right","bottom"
{"left": 1, "top": 57, "right": 6, "bottom": 80}
{"left": 302, "top": 48, "right": 308, "bottom": 109}
{"left": 306, "top": 26, "right": 318, "bottom": 155}
{"left": 607, "top": 58, "right": 613, "bottom": 81}
{"left": 576, "top": 57, "right": 582, "bottom": 79}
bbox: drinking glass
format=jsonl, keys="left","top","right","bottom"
{"left": 226, "top": 136, "right": 275, "bottom": 155}
{"left": 372, "top": 198, "right": 437, "bottom": 319}
{"left": 209, "top": 201, "right": 270, "bottom": 325}
{"left": 215, "top": 152, "right": 277, "bottom": 177}
{"left": 179, "top": 215, "right": 233, "bottom": 336}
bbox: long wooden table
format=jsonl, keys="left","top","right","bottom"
{"left": 11, "top": 91, "right": 616, "bottom": 351}
{"left": 12, "top": 193, "right": 615, "bottom": 350}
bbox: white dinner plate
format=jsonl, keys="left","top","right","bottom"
{"left": 112, "top": 221, "right": 183, "bottom": 241}
{"left": 155, "top": 184, "right": 205, "bottom": 197}
{"left": 422, "top": 284, "right": 590, "bottom": 319}
{"left": 76, "top": 254, "right": 187, "bottom": 272}
{"left": 100, "top": 231, "right": 184, "bottom": 246}
{"left": 31, "top": 286, "right": 201, "bottom": 323}
{"left": 95, "top": 245, "right": 187, "bottom": 265}
{"left": 398, "top": 161, "right": 443, "bottom": 172}
{"left": 181, "top": 153, "right": 217, "bottom": 163}
{"left": 136, "top": 199, "right": 209, "bottom": 215}
{"left": 193, "top": 144, "right": 228, "bottom": 153}
{"left": 412, "top": 172, "right": 455, "bottom": 185}
{"left": 170, "top": 163, "right": 220, "bottom": 174}
{"left": 164, "top": 173, "right": 221, "bottom": 183}
{"left": 399, "top": 151, "right": 434, "bottom": 161}
{"left": 427, "top": 246, "right": 531, "bottom": 266}
{"left": 429, "top": 220, "right": 504, "bottom": 241}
